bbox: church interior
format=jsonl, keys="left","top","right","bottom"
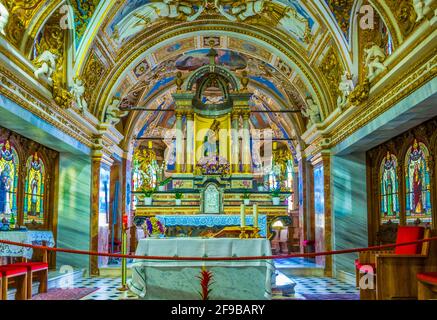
{"left": 0, "top": 0, "right": 436, "bottom": 302}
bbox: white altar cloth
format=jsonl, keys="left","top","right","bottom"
{"left": 0, "top": 230, "right": 55, "bottom": 259}
{"left": 128, "top": 238, "right": 274, "bottom": 300}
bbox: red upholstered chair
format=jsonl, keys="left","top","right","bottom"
{"left": 356, "top": 226, "right": 432, "bottom": 300}
{"left": 8, "top": 241, "right": 49, "bottom": 299}
{"left": 417, "top": 272, "right": 437, "bottom": 300}
{"left": 0, "top": 265, "right": 28, "bottom": 300}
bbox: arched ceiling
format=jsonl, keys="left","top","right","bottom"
{"left": 3, "top": 0, "right": 422, "bottom": 155}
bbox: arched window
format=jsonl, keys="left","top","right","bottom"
{"left": 0, "top": 140, "right": 19, "bottom": 220}
{"left": 380, "top": 152, "right": 400, "bottom": 223}
{"left": 405, "top": 139, "right": 432, "bottom": 224}
{"left": 24, "top": 152, "right": 45, "bottom": 225}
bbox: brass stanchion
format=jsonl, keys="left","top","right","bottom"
{"left": 117, "top": 217, "right": 129, "bottom": 291}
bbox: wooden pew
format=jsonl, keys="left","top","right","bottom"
{"left": 375, "top": 227, "right": 433, "bottom": 300}
{"left": 356, "top": 226, "right": 434, "bottom": 300}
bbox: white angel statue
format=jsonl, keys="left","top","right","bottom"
{"left": 413, "top": 0, "right": 434, "bottom": 22}
{"left": 301, "top": 97, "right": 321, "bottom": 128}
{"left": 279, "top": 6, "right": 311, "bottom": 41}
{"left": 70, "top": 77, "right": 88, "bottom": 113}
{"left": 34, "top": 50, "right": 58, "bottom": 83}
{"left": 0, "top": 2, "right": 9, "bottom": 36}
{"left": 215, "top": 0, "right": 265, "bottom": 21}
{"left": 337, "top": 72, "right": 355, "bottom": 108}
{"left": 364, "top": 44, "right": 387, "bottom": 79}
{"left": 105, "top": 98, "right": 129, "bottom": 125}
{"left": 114, "top": 0, "right": 205, "bottom": 43}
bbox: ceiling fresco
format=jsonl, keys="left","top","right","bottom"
{"left": 102, "top": 0, "right": 318, "bottom": 50}
{"left": 113, "top": 40, "right": 305, "bottom": 113}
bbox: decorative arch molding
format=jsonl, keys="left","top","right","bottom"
{"left": 86, "top": 23, "right": 334, "bottom": 123}
{"left": 20, "top": 0, "right": 65, "bottom": 57}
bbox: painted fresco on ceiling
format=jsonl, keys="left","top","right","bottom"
{"left": 276, "top": 0, "right": 315, "bottom": 30}
{"left": 228, "top": 37, "right": 272, "bottom": 61}
{"left": 250, "top": 76, "right": 285, "bottom": 100}
{"left": 175, "top": 49, "right": 247, "bottom": 71}
{"left": 154, "top": 38, "right": 196, "bottom": 63}
{"left": 324, "top": 0, "right": 354, "bottom": 39}
{"left": 143, "top": 76, "right": 175, "bottom": 101}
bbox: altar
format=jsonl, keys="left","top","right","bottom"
{"left": 128, "top": 238, "right": 274, "bottom": 300}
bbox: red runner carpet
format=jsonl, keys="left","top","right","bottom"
{"left": 31, "top": 288, "right": 99, "bottom": 300}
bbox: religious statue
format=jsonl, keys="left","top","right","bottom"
{"left": 364, "top": 44, "right": 387, "bottom": 79}
{"left": 215, "top": 0, "right": 311, "bottom": 41}
{"left": 301, "top": 96, "right": 321, "bottom": 128}
{"left": 114, "top": 0, "right": 205, "bottom": 43}
{"left": 337, "top": 72, "right": 355, "bottom": 108}
{"left": 33, "top": 50, "right": 58, "bottom": 83}
{"left": 0, "top": 2, "right": 8, "bottom": 36}
{"left": 70, "top": 77, "right": 88, "bottom": 113}
{"left": 0, "top": 165, "right": 12, "bottom": 215}
{"left": 105, "top": 97, "right": 129, "bottom": 125}
{"left": 413, "top": 0, "right": 434, "bottom": 22}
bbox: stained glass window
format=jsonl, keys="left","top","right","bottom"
{"left": 380, "top": 152, "right": 400, "bottom": 223}
{"left": 0, "top": 141, "right": 19, "bottom": 220}
{"left": 24, "top": 152, "right": 45, "bottom": 225}
{"left": 405, "top": 140, "right": 432, "bottom": 223}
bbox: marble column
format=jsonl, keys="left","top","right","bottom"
{"left": 175, "top": 111, "right": 184, "bottom": 173}
{"left": 90, "top": 154, "right": 102, "bottom": 276}
{"left": 311, "top": 151, "right": 332, "bottom": 277}
{"left": 231, "top": 112, "right": 240, "bottom": 173}
{"left": 186, "top": 112, "right": 194, "bottom": 173}
{"left": 242, "top": 111, "right": 251, "bottom": 173}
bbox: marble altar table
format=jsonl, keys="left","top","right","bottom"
{"left": 128, "top": 238, "right": 274, "bottom": 300}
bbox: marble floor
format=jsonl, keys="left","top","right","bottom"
{"left": 77, "top": 275, "right": 358, "bottom": 300}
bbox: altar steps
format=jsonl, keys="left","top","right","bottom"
{"left": 275, "top": 258, "right": 324, "bottom": 277}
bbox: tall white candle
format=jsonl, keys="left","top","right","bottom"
{"left": 253, "top": 204, "right": 258, "bottom": 228}
{"left": 240, "top": 204, "right": 246, "bottom": 227}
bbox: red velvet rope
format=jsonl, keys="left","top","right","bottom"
{"left": 1, "top": 236, "right": 437, "bottom": 261}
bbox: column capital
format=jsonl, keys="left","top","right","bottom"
{"left": 242, "top": 110, "right": 251, "bottom": 120}
{"left": 186, "top": 111, "right": 194, "bottom": 120}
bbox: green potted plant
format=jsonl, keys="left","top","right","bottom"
{"left": 158, "top": 177, "right": 171, "bottom": 192}
{"left": 142, "top": 187, "right": 156, "bottom": 205}
{"left": 271, "top": 188, "right": 281, "bottom": 205}
{"left": 175, "top": 192, "right": 183, "bottom": 206}
{"left": 242, "top": 190, "right": 251, "bottom": 205}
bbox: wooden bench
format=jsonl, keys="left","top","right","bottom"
{"left": 417, "top": 272, "right": 437, "bottom": 300}
{"left": 0, "top": 265, "right": 28, "bottom": 300}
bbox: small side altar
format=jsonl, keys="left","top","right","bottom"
{"left": 128, "top": 238, "right": 273, "bottom": 300}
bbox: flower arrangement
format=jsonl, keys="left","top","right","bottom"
{"left": 196, "top": 155, "right": 230, "bottom": 175}
{"left": 144, "top": 217, "right": 165, "bottom": 237}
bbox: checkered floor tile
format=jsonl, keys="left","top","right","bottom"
{"left": 72, "top": 275, "right": 357, "bottom": 300}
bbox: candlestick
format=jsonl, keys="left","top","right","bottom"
{"left": 253, "top": 204, "right": 258, "bottom": 228}
{"left": 240, "top": 204, "right": 246, "bottom": 227}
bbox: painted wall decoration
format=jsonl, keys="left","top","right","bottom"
{"left": 24, "top": 153, "right": 45, "bottom": 225}
{"left": 405, "top": 140, "right": 432, "bottom": 223}
{"left": 0, "top": 141, "right": 18, "bottom": 220}
{"left": 153, "top": 38, "right": 196, "bottom": 62}
{"left": 175, "top": 49, "right": 247, "bottom": 71}
{"left": 380, "top": 152, "right": 399, "bottom": 223}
